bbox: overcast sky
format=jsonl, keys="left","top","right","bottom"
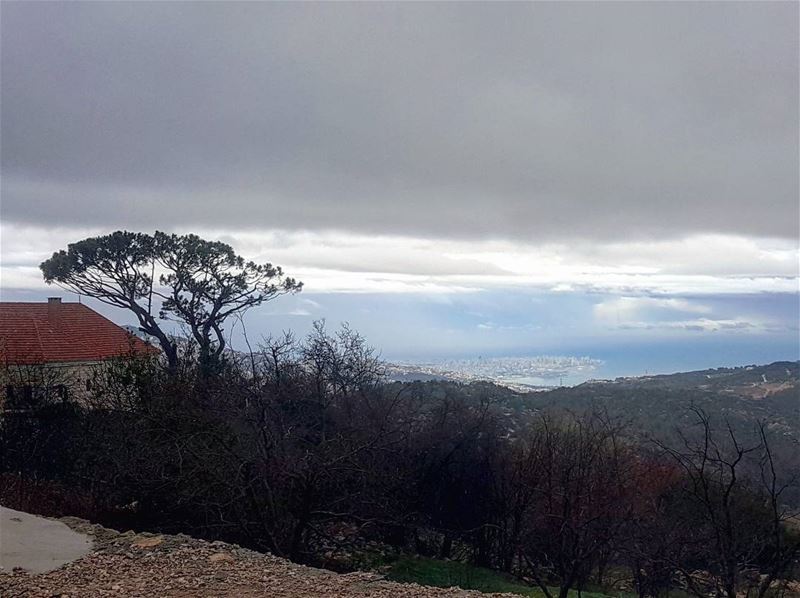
{"left": 1, "top": 2, "right": 798, "bottom": 375}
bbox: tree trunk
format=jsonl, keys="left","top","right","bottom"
{"left": 439, "top": 533, "right": 453, "bottom": 559}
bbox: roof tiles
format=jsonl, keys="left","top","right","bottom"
{"left": 0, "top": 301, "right": 156, "bottom": 365}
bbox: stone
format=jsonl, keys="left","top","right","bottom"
{"left": 132, "top": 535, "right": 164, "bottom": 548}
{"left": 208, "top": 552, "right": 234, "bottom": 563}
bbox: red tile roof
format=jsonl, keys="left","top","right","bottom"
{"left": 0, "top": 300, "right": 157, "bottom": 366}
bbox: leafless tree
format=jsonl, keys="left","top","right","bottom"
{"left": 518, "top": 411, "right": 639, "bottom": 598}
{"left": 655, "top": 407, "right": 799, "bottom": 598}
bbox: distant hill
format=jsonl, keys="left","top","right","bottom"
{"left": 523, "top": 361, "right": 798, "bottom": 437}
{"left": 388, "top": 361, "right": 799, "bottom": 502}
{"left": 520, "top": 361, "right": 799, "bottom": 501}
{"left": 599, "top": 360, "right": 799, "bottom": 398}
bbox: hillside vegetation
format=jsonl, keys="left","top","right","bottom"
{"left": 1, "top": 330, "right": 798, "bottom": 598}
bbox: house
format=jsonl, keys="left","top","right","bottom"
{"left": 0, "top": 298, "right": 156, "bottom": 408}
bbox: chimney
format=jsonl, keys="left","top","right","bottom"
{"left": 47, "top": 297, "right": 62, "bottom": 323}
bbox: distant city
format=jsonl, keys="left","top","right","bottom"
{"left": 386, "top": 355, "right": 604, "bottom": 391}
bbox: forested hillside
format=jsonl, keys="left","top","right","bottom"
{"left": 2, "top": 337, "right": 798, "bottom": 598}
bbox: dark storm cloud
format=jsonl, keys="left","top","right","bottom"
{"left": 2, "top": 1, "right": 797, "bottom": 241}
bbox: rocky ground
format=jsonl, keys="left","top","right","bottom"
{"left": 0, "top": 517, "right": 513, "bottom": 597}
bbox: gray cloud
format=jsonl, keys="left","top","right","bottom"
{"left": 2, "top": 2, "right": 797, "bottom": 241}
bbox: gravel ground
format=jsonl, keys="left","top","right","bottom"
{"left": 0, "top": 518, "right": 514, "bottom": 597}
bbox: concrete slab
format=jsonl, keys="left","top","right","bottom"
{"left": 0, "top": 506, "right": 93, "bottom": 573}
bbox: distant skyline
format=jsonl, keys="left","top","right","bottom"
{"left": 1, "top": 2, "right": 798, "bottom": 376}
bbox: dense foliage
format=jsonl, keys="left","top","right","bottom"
{"left": 1, "top": 328, "right": 797, "bottom": 598}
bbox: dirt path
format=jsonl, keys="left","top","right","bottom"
{"left": 0, "top": 516, "right": 512, "bottom": 597}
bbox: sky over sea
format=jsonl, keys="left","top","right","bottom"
{"left": 1, "top": 2, "right": 798, "bottom": 378}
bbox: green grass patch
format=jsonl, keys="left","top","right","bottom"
{"left": 386, "top": 556, "right": 543, "bottom": 595}
{"left": 385, "top": 556, "right": 627, "bottom": 597}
